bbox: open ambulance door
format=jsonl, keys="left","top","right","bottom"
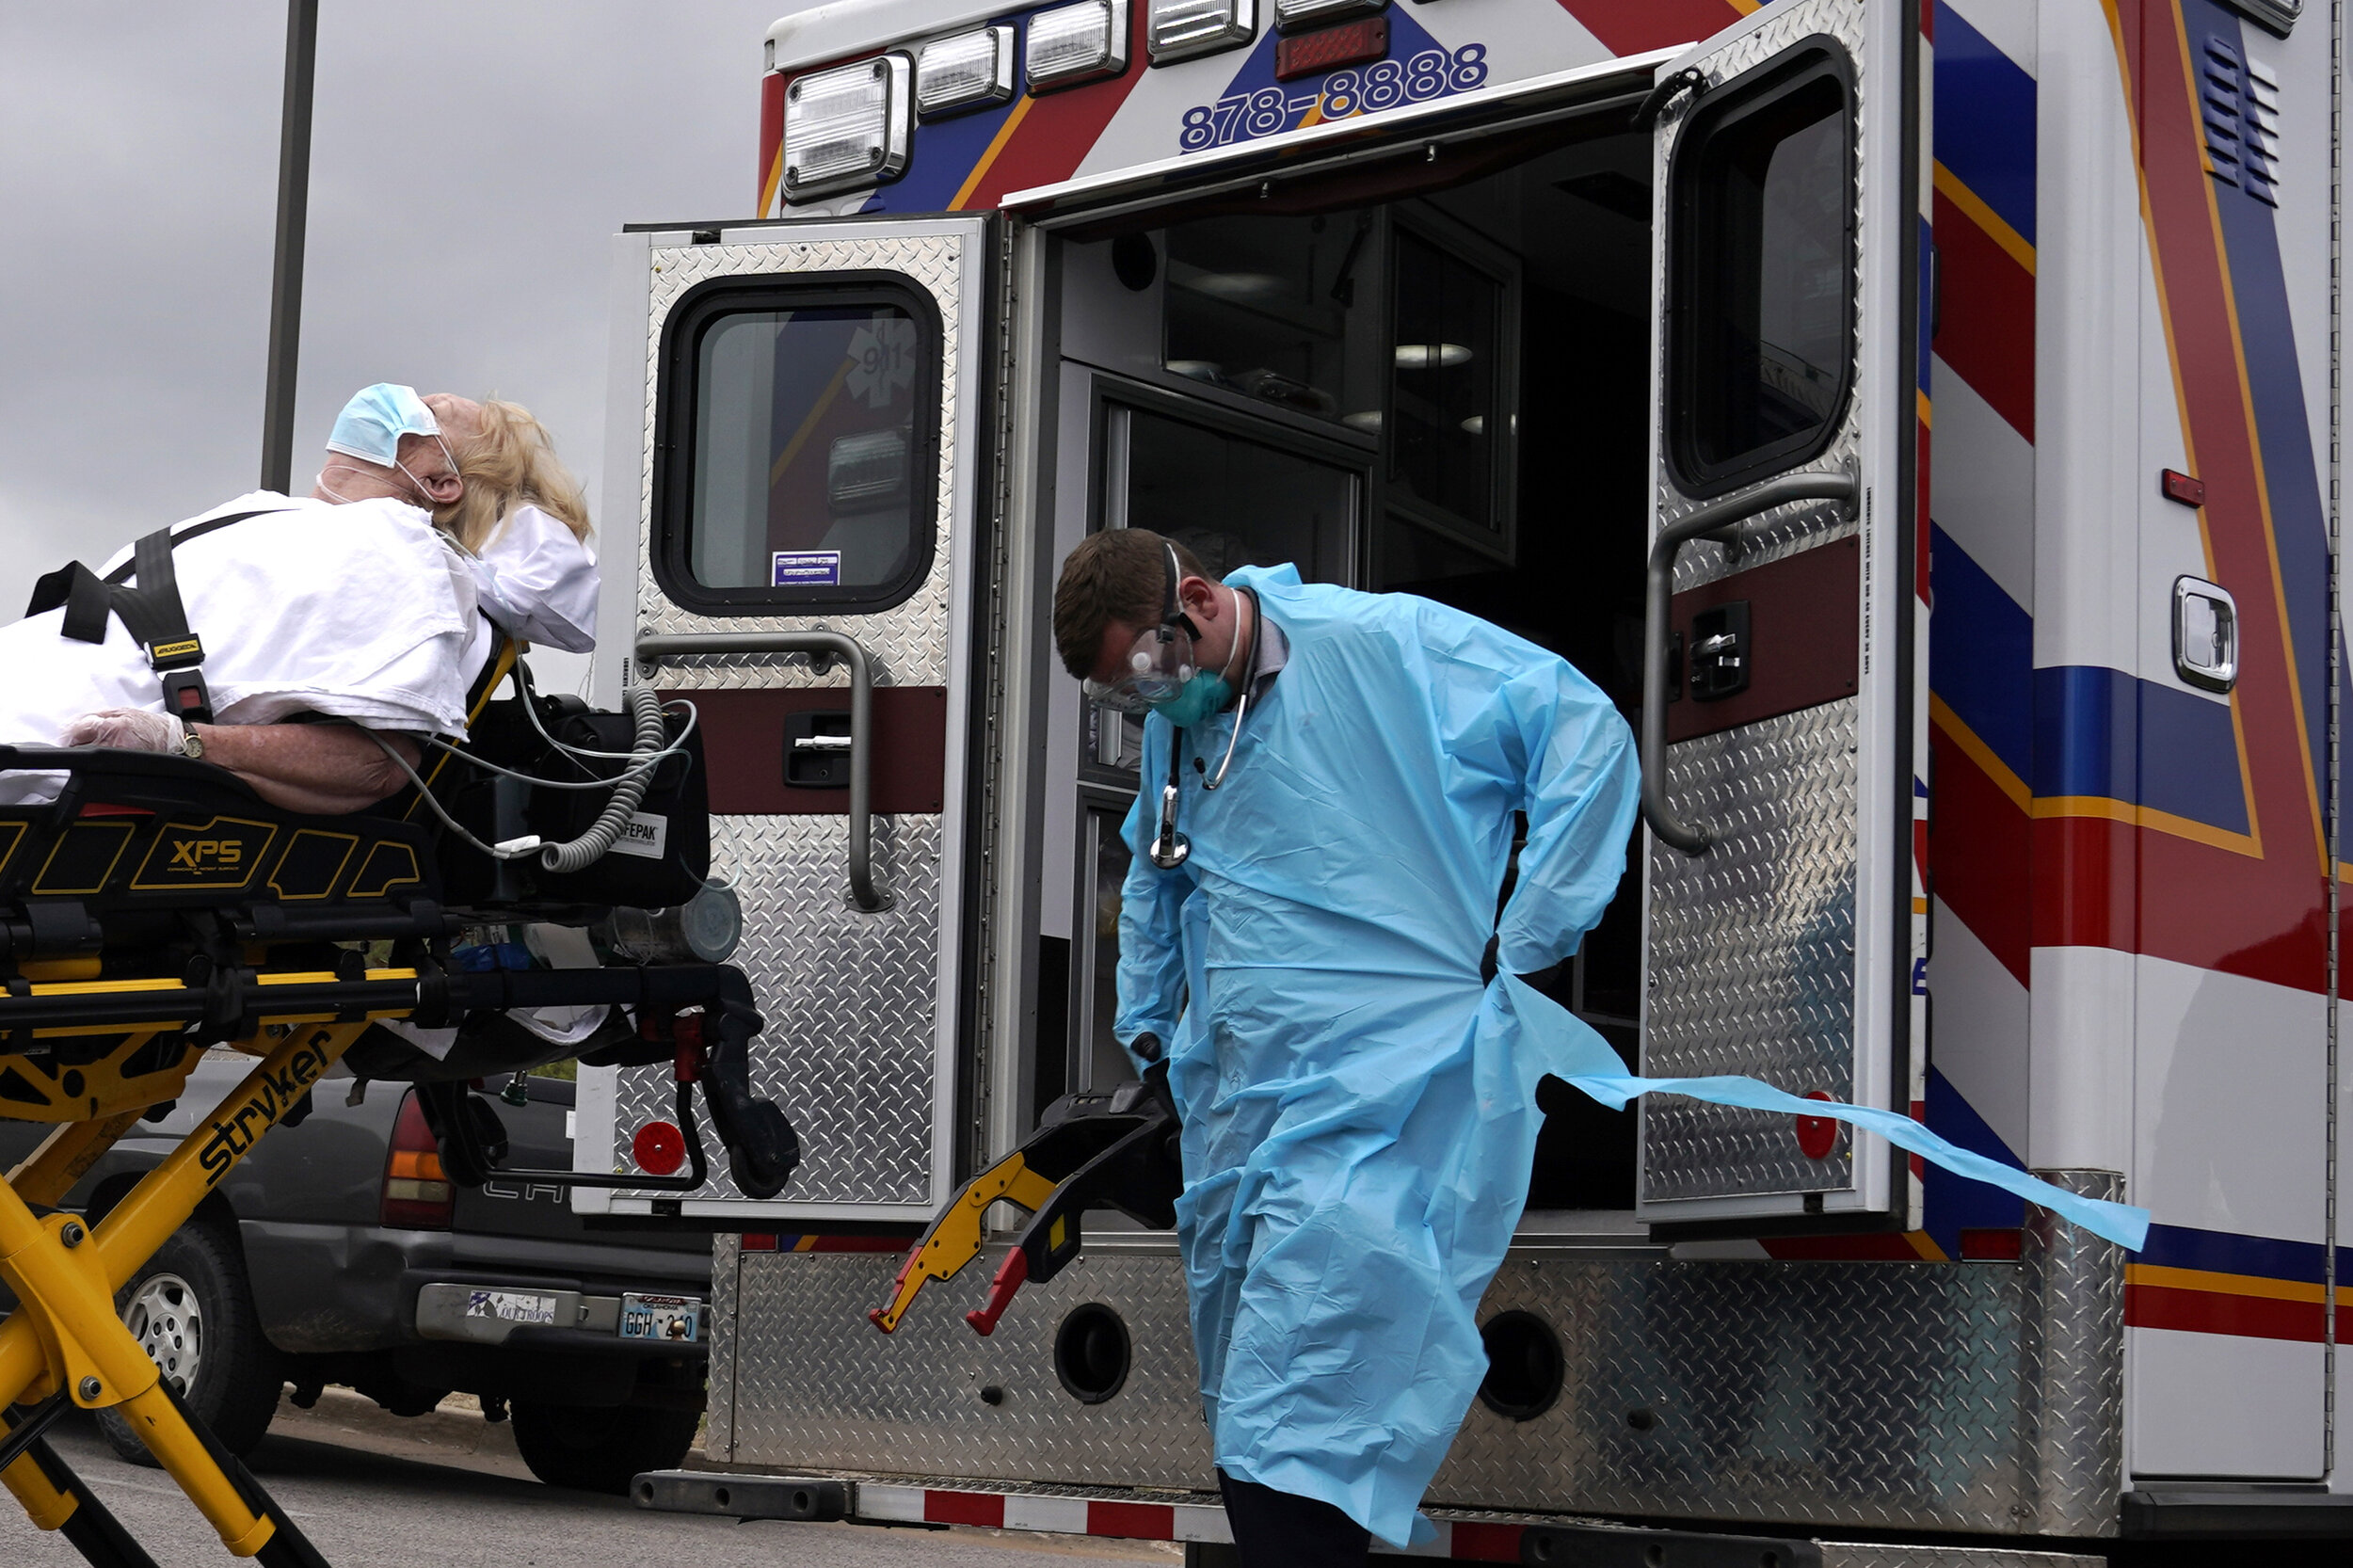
{"left": 1634, "top": 1, "right": 1925, "bottom": 1238}
{"left": 578, "top": 213, "right": 996, "bottom": 1225}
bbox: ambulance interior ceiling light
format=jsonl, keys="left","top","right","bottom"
{"left": 783, "top": 55, "right": 913, "bottom": 200}
{"left": 1394, "top": 342, "right": 1471, "bottom": 368}
{"left": 916, "top": 25, "right": 1016, "bottom": 119}
{"left": 1150, "top": 0, "right": 1257, "bottom": 65}
{"left": 1275, "top": 0, "right": 1389, "bottom": 32}
{"left": 1028, "top": 0, "right": 1130, "bottom": 92}
{"left": 1175, "top": 268, "right": 1289, "bottom": 302}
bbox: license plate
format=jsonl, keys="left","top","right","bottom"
{"left": 619, "top": 1293, "right": 703, "bottom": 1343}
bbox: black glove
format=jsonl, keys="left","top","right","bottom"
{"left": 1481, "top": 936, "right": 1500, "bottom": 985}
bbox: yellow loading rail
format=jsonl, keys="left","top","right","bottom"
{"left": 871, "top": 1074, "right": 1181, "bottom": 1338}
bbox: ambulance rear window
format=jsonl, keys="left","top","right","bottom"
{"left": 653, "top": 278, "right": 940, "bottom": 614}
{"left": 1666, "top": 49, "right": 1854, "bottom": 497}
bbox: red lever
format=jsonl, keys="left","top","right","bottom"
{"left": 964, "top": 1249, "right": 1031, "bottom": 1337}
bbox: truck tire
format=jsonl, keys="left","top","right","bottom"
{"left": 509, "top": 1398, "right": 701, "bottom": 1494}
{"left": 96, "top": 1219, "right": 281, "bottom": 1464}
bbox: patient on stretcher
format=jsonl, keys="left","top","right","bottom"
{"left": 0, "top": 389, "right": 595, "bottom": 813}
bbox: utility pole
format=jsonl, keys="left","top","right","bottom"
{"left": 259, "top": 0, "right": 319, "bottom": 493}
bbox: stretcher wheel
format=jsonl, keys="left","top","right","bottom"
{"left": 95, "top": 1215, "right": 282, "bottom": 1464}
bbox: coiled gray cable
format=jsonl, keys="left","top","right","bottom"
{"left": 539, "top": 684, "right": 666, "bottom": 872}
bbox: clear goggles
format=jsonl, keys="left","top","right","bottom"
{"left": 1082, "top": 620, "right": 1197, "bottom": 713}
{"left": 1080, "top": 539, "right": 1199, "bottom": 714}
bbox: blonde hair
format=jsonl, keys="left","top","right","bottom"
{"left": 436, "top": 397, "right": 591, "bottom": 552}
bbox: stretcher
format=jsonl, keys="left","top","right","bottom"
{"left": 0, "top": 661, "right": 798, "bottom": 1564}
{"left": 870, "top": 1069, "right": 1180, "bottom": 1337}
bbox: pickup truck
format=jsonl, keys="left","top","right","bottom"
{"left": 0, "top": 1048, "right": 711, "bottom": 1494}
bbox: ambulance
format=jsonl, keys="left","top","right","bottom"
{"left": 580, "top": 0, "right": 2351, "bottom": 1557}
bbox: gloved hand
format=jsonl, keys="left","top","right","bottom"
{"left": 58, "top": 708, "right": 181, "bottom": 752}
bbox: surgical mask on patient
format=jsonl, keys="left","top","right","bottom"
{"left": 321, "top": 383, "right": 457, "bottom": 508}
{"left": 327, "top": 384, "right": 440, "bottom": 466}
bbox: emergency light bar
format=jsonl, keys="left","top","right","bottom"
{"left": 1028, "top": 0, "right": 1130, "bottom": 92}
{"left": 783, "top": 55, "right": 913, "bottom": 202}
{"left": 1274, "top": 0, "right": 1387, "bottom": 33}
{"left": 916, "top": 25, "right": 1016, "bottom": 119}
{"left": 1149, "top": 0, "right": 1257, "bottom": 65}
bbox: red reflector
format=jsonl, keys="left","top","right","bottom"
{"left": 1960, "top": 1227, "right": 2024, "bottom": 1261}
{"left": 742, "top": 1232, "right": 780, "bottom": 1252}
{"left": 1793, "top": 1091, "right": 1838, "bottom": 1160}
{"left": 633, "top": 1120, "right": 686, "bottom": 1176}
{"left": 2160, "top": 468, "right": 2206, "bottom": 506}
{"left": 1274, "top": 15, "right": 1388, "bottom": 83}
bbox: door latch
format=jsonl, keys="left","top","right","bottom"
{"left": 783, "top": 712, "right": 853, "bottom": 788}
{"left": 2172, "top": 577, "right": 2236, "bottom": 693}
{"left": 1688, "top": 600, "right": 1751, "bottom": 701}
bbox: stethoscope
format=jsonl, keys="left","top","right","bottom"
{"left": 1148, "top": 586, "right": 1261, "bottom": 871}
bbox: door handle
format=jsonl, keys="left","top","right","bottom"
{"left": 634, "top": 631, "right": 892, "bottom": 912}
{"left": 1642, "top": 470, "right": 1857, "bottom": 856}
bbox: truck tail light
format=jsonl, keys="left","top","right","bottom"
{"left": 382, "top": 1089, "right": 456, "bottom": 1229}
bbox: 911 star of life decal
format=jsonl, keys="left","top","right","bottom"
{"left": 1178, "top": 43, "right": 1490, "bottom": 153}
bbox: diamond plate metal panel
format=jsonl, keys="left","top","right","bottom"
{"left": 710, "top": 1232, "right": 740, "bottom": 1456}
{"left": 2015, "top": 1173, "right": 2125, "bottom": 1537}
{"left": 728, "top": 1245, "right": 1212, "bottom": 1480}
{"left": 1640, "top": 0, "right": 1883, "bottom": 1212}
{"left": 1644, "top": 700, "right": 1859, "bottom": 1200}
{"left": 610, "top": 813, "right": 942, "bottom": 1205}
{"left": 1657, "top": 0, "right": 1868, "bottom": 595}
{"left": 720, "top": 1210, "right": 2123, "bottom": 1537}
{"left": 1826, "top": 1544, "right": 2108, "bottom": 1553}
{"left": 633, "top": 232, "right": 969, "bottom": 689}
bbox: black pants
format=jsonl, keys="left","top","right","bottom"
{"left": 1217, "top": 1469, "right": 1370, "bottom": 1568}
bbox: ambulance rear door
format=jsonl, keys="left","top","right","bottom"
{"left": 580, "top": 214, "right": 995, "bottom": 1224}
{"left": 1635, "top": 0, "right": 1927, "bottom": 1235}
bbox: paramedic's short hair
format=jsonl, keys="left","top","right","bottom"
{"left": 437, "top": 398, "right": 592, "bottom": 553}
{"left": 1054, "top": 530, "right": 1205, "bottom": 679}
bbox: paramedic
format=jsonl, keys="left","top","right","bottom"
{"left": 45, "top": 388, "right": 596, "bottom": 813}
{"left": 1053, "top": 529, "right": 1638, "bottom": 1564}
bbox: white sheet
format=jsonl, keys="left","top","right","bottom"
{"left": 0, "top": 490, "right": 475, "bottom": 804}
{"left": 461, "top": 504, "right": 599, "bottom": 672}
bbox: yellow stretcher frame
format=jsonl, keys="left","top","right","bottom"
{"left": 0, "top": 1016, "right": 362, "bottom": 1565}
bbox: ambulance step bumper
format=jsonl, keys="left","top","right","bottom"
{"left": 629, "top": 1473, "right": 2106, "bottom": 1566}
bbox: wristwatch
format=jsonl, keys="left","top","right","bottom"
{"left": 179, "top": 722, "right": 205, "bottom": 760}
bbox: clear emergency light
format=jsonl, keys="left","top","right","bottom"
{"left": 1027, "top": 0, "right": 1130, "bottom": 92}
{"left": 916, "top": 25, "right": 1016, "bottom": 119}
{"left": 1149, "top": 0, "right": 1257, "bottom": 64}
{"left": 1274, "top": 0, "right": 1387, "bottom": 32}
{"left": 828, "top": 428, "right": 912, "bottom": 511}
{"left": 782, "top": 55, "right": 913, "bottom": 202}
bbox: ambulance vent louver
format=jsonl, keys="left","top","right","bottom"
{"left": 2200, "top": 35, "right": 2281, "bottom": 206}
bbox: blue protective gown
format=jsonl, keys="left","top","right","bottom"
{"left": 1113, "top": 565, "right": 1639, "bottom": 1548}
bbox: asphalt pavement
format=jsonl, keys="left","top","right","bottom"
{"left": 6, "top": 1392, "right": 1179, "bottom": 1568}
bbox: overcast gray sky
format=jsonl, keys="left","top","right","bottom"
{"left": 0, "top": 1, "right": 812, "bottom": 651}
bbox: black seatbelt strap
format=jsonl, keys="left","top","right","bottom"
{"left": 29, "top": 507, "right": 285, "bottom": 727}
